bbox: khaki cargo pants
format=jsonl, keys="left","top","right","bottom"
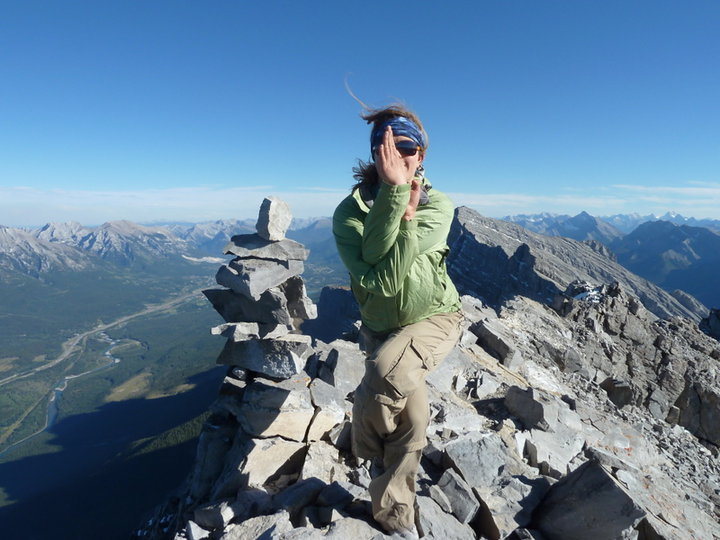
{"left": 351, "top": 310, "right": 463, "bottom": 532}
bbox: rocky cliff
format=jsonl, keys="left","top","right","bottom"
{"left": 448, "top": 206, "right": 708, "bottom": 321}
{"left": 137, "top": 203, "right": 720, "bottom": 540}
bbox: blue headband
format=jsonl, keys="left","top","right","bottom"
{"left": 370, "top": 116, "right": 426, "bottom": 155}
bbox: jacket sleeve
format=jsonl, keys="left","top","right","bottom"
{"left": 415, "top": 190, "right": 455, "bottom": 254}
{"left": 361, "top": 182, "right": 411, "bottom": 265}
{"left": 333, "top": 200, "right": 418, "bottom": 298}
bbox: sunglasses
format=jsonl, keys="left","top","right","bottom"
{"left": 394, "top": 140, "right": 421, "bottom": 157}
{"left": 373, "top": 140, "right": 422, "bottom": 157}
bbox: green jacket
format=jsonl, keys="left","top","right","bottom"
{"left": 333, "top": 179, "right": 461, "bottom": 333}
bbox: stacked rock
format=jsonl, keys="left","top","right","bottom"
{"left": 203, "top": 196, "right": 318, "bottom": 380}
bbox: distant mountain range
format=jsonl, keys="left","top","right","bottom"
{"left": 610, "top": 221, "right": 720, "bottom": 308}
{"left": 504, "top": 211, "right": 720, "bottom": 236}
{"left": 500, "top": 211, "right": 719, "bottom": 308}
{"left": 502, "top": 211, "right": 624, "bottom": 246}
{"left": 0, "top": 217, "right": 333, "bottom": 278}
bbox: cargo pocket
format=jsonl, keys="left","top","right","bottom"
{"left": 384, "top": 338, "right": 432, "bottom": 399}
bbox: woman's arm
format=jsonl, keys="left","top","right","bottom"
{"left": 334, "top": 205, "right": 419, "bottom": 297}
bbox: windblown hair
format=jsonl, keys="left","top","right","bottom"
{"left": 352, "top": 104, "right": 428, "bottom": 190}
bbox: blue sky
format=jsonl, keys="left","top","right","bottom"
{"left": 2, "top": 1, "right": 719, "bottom": 226}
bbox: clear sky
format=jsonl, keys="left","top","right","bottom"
{"left": 2, "top": 1, "right": 719, "bottom": 227}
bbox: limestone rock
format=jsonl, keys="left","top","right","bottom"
{"left": 212, "top": 321, "right": 291, "bottom": 341}
{"left": 443, "top": 432, "right": 510, "bottom": 489}
{"left": 256, "top": 196, "right": 292, "bottom": 241}
{"left": 599, "top": 377, "right": 635, "bottom": 408}
{"left": 187, "top": 418, "right": 236, "bottom": 501}
{"left": 523, "top": 426, "right": 586, "bottom": 479}
{"left": 676, "top": 380, "right": 720, "bottom": 446}
{"left": 532, "top": 460, "right": 646, "bottom": 539}
{"left": 217, "top": 334, "right": 313, "bottom": 379}
{"left": 324, "top": 516, "right": 387, "bottom": 539}
{"left": 224, "top": 233, "right": 308, "bottom": 261}
{"left": 435, "top": 468, "right": 479, "bottom": 524}
{"left": 203, "top": 287, "right": 292, "bottom": 325}
{"left": 316, "top": 481, "right": 361, "bottom": 508}
{"left": 426, "top": 345, "right": 484, "bottom": 395}
{"left": 273, "top": 477, "right": 326, "bottom": 517}
{"left": 504, "top": 386, "right": 559, "bottom": 431}
{"left": 219, "top": 510, "right": 293, "bottom": 540}
{"left": 238, "top": 375, "right": 315, "bottom": 441}
{"left": 281, "top": 275, "right": 317, "bottom": 320}
{"left": 416, "top": 495, "right": 476, "bottom": 540}
{"left": 317, "top": 341, "right": 366, "bottom": 397}
{"left": 216, "top": 258, "right": 304, "bottom": 300}
{"left": 472, "top": 318, "right": 523, "bottom": 369}
{"left": 300, "top": 441, "right": 348, "bottom": 484}
{"left": 460, "top": 294, "right": 498, "bottom": 324}
{"left": 193, "top": 501, "right": 235, "bottom": 530}
{"left": 474, "top": 475, "right": 552, "bottom": 539}
{"left": 185, "top": 520, "right": 210, "bottom": 540}
{"left": 211, "top": 435, "right": 306, "bottom": 499}
{"left": 307, "top": 378, "right": 349, "bottom": 441}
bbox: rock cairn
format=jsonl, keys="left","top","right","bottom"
{"left": 138, "top": 204, "right": 720, "bottom": 539}
{"left": 204, "top": 196, "right": 317, "bottom": 380}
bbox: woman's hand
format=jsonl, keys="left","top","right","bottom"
{"left": 403, "top": 179, "right": 421, "bottom": 221}
{"left": 375, "top": 126, "right": 411, "bottom": 186}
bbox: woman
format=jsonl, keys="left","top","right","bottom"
{"left": 333, "top": 104, "right": 463, "bottom": 536}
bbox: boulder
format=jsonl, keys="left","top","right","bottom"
{"left": 316, "top": 481, "right": 359, "bottom": 508}
{"left": 273, "top": 477, "right": 326, "bottom": 517}
{"left": 504, "top": 386, "right": 559, "bottom": 431}
{"left": 217, "top": 334, "right": 313, "bottom": 380}
{"left": 599, "top": 378, "right": 635, "bottom": 408}
{"left": 212, "top": 321, "right": 291, "bottom": 341}
{"left": 523, "top": 426, "right": 586, "bottom": 478}
{"left": 216, "top": 258, "right": 304, "bottom": 300}
{"left": 471, "top": 318, "right": 523, "bottom": 369}
{"left": 203, "top": 287, "right": 292, "bottom": 325}
{"left": 256, "top": 196, "right": 292, "bottom": 241}
{"left": 307, "top": 378, "right": 350, "bottom": 441}
{"left": 435, "top": 468, "right": 480, "bottom": 524}
{"left": 219, "top": 511, "right": 293, "bottom": 540}
{"left": 676, "top": 380, "right": 720, "bottom": 446}
{"left": 185, "top": 521, "right": 210, "bottom": 540}
{"left": 187, "top": 419, "right": 237, "bottom": 501}
{"left": 224, "top": 233, "right": 308, "bottom": 261}
{"left": 443, "top": 432, "right": 510, "bottom": 489}
{"left": 416, "top": 495, "right": 476, "bottom": 539}
{"left": 474, "top": 475, "right": 551, "bottom": 539}
{"left": 324, "top": 516, "right": 387, "bottom": 539}
{"left": 193, "top": 501, "right": 235, "bottom": 531}
{"left": 280, "top": 275, "right": 317, "bottom": 320}
{"left": 300, "top": 441, "right": 348, "bottom": 484}
{"left": 238, "top": 375, "right": 315, "bottom": 441}
{"left": 317, "top": 341, "right": 366, "bottom": 397}
{"left": 211, "top": 436, "right": 306, "bottom": 499}
{"left": 532, "top": 460, "right": 646, "bottom": 539}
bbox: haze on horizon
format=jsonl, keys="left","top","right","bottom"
{"left": 2, "top": 2, "right": 719, "bottom": 227}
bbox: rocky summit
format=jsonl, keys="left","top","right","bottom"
{"left": 137, "top": 203, "right": 720, "bottom": 540}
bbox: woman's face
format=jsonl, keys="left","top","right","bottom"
{"left": 390, "top": 135, "right": 424, "bottom": 180}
